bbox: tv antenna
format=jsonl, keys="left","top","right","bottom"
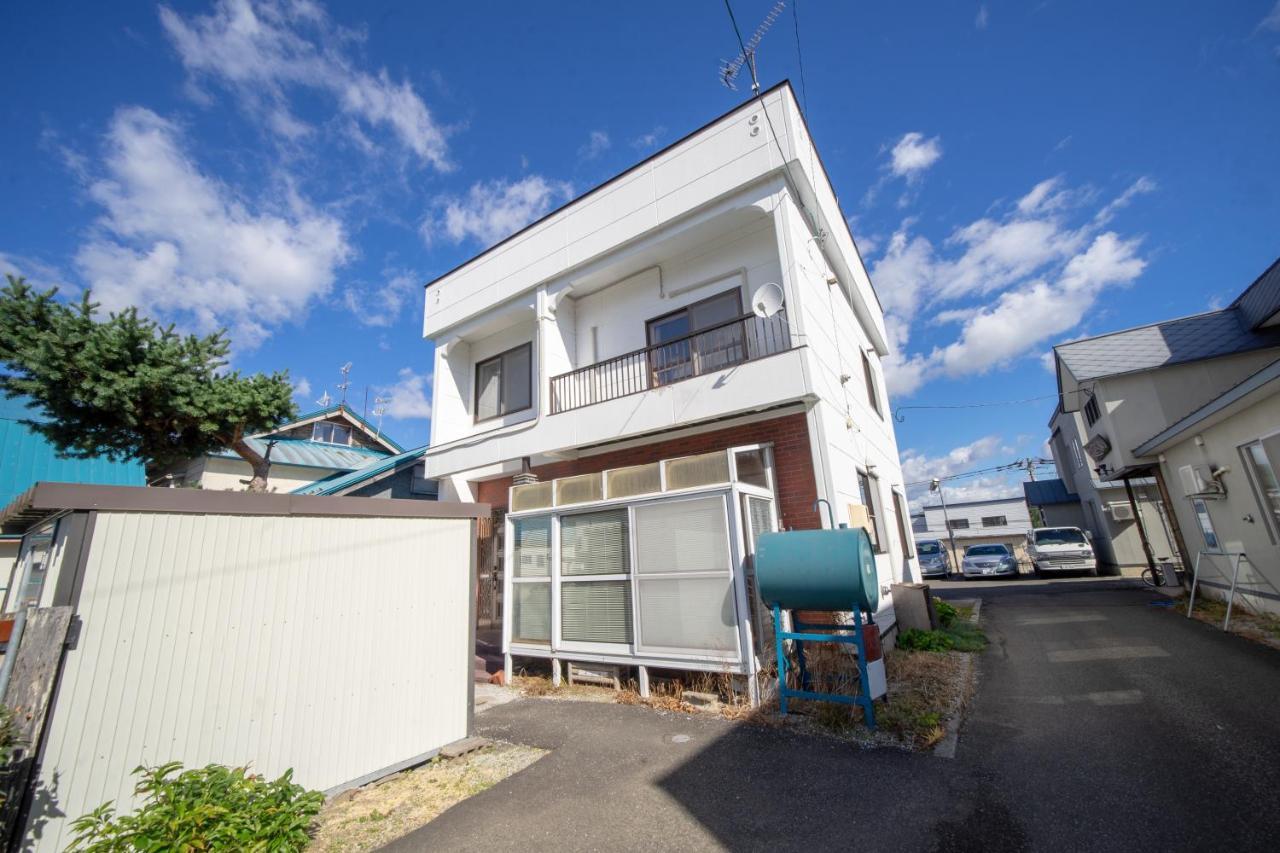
{"left": 372, "top": 395, "right": 391, "bottom": 437}
{"left": 315, "top": 390, "right": 333, "bottom": 408}
{"left": 720, "top": 0, "right": 786, "bottom": 93}
{"left": 337, "top": 362, "right": 353, "bottom": 404}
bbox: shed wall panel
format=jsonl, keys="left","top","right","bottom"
{"left": 28, "top": 511, "right": 472, "bottom": 851}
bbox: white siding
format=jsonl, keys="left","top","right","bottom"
{"left": 31, "top": 512, "right": 473, "bottom": 852}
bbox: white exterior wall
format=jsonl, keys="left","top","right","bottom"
{"left": 186, "top": 457, "right": 343, "bottom": 494}
{"left": 31, "top": 511, "right": 473, "bottom": 852}
{"left": 1159, "top": 393, "right": 1280, "bottom": 615}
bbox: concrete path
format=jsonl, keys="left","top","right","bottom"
{"left": 389, "top": 581, "right": 1280, "bottom": 851}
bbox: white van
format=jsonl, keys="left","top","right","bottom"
{"left": 1028, "top": 527, "right": 1098, "bottom": 576}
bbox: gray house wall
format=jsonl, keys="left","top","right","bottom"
{"left": 348, "top": 466, "right": 439, "bottom": 500}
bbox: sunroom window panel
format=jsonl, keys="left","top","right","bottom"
{"left": 635, "top": 497, "right": 730, "bottom": 574}
{"left": 476, "top": 358, "right": 501, "bottom": 420}
{"left": 663, "top": 451, "right": 731, "bottom": 492}
{"left": 512, "top": 517, "right": 551, "bottom": 577}
{"left": 561, "top": 581, "right": 632, "bottom": 644}
{"left": 512, "top": 583, "right": 551, "bottom": 644}
{"left": 636, "top": 576, "right": 738, "bottom": 653}
{"left": 560, "top": 510, "right": 629, "bottom": 576}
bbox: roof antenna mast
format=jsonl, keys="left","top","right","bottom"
{"left": 720, "top": 0, "right": 786, "bottom": 94}
{"left": 372, "top": 396, "right": 391, "bottom": 439}
{"left": 337, "top": 362, "right": 353, "bottom": 405}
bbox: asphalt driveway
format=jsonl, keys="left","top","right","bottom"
{"left": 388, "top": 580, "right": 1280, "bottom": 852}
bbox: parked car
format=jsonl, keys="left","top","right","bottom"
{"left": 916, "top": 539, "right": 952, "bottom": 578}
{"left": 961, "top": 543, "right": 1019, "bottom": 579}
{"left": 1028, "top": 526, "right": 1098, "bottom": 576}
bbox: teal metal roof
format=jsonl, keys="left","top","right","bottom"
{"left": 0, "top": 399, "right": 146, "bottom": 508}
{"left": 291, "top": 446, "right": 428, "bottom": 496}
{"left": 281, "top": 404, "right": 404, "bottom": 453}
{"left": 209, "top": 437, "right": 390, "bottom": 472}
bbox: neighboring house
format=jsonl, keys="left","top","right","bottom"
{"left": 1031, "top": 404, "right": 1177, "bottom": 571}
{"left": 0, "top": 397, "right": 145, "bottom": 590}
{"left": 918, "top": 496, "right": 1034, "bottom": 568}
{"left": 1052, "top": 255, "right": 1280, "bottom": 613}
{"left": 420, "top": 82, "right": 916, "bottom": 695}
{"left": 291, "top": 446, "right": 437, "bottom": 499}
{"left": 168, "top": 403, "right": 431, "bottom": 496}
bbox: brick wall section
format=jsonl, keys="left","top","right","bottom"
{"left": 471, "top": 412, "right": 821, "bottom": 530}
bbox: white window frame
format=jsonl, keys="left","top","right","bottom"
{"left": 1190, "top": 497, "right": 1221, "bottom": 553}
{"left": 311, "top": 421, "right": 352, "bottom": 445}
{"left": 1239, "top": 433, "right": 1280, "bottom": 544}
{"left": 555, "top": 505, "right": 633, "bottom": 655}
{"left": 508, "top": 515, "right": 553, "bottom": 650}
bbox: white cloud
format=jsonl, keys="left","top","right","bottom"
{"left": 870, "top": 175, "right": 1153, "bottom": 395}
{"left": 75, "top": 106, "right": 351, "bottom": 348}
{"left": 344, "top": 267, "right": 417, "bottom": 327}
{"left": 292, "top": 376, "right": 312, "bottom": 398}
{"left": 900, "top": 435, "right": 1024, "bottom": 511}
{"left": 579, "top": 130, "right": 610, "bottom": 160}
{"left": 1259, "top": 2, "right": 1280, "bottom": 31}
{"left": 160, "top": 0, "right": 451, "bottom": 168}
{"left": 378, "top": 367, "right": 432, "bottom": 420}
{"left": 424, "top": 175, "right": 573, "bottom": 247}
{"left": 888, "top": 132, "right": 943, "bottom": 182}
{"left": 631, "top": 126, "right": 666, "bottom": 150}
{"left": 901, "top": 435, "right": 1003, "bottom": 485}
{"left": 975, "top": 4, "right": 989, "bottom": 30}
{"left": 0, "top": 253, "right": 73, "bottom": 294}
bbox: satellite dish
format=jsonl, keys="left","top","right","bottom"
{"left": 751, "top": 282, "right": 785, "bottom": 318}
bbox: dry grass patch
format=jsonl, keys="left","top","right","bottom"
{"left": 881, "top": 649, "right": 972, "bottom": 749}
{"left": 1179, "top": 595, "right": 1280, "bottom": 651}
{"left": 309, "top": 742, "right": 545, "bottom": 852}
{"left": 513, "top": 674, "right": 616, "bottom": 702}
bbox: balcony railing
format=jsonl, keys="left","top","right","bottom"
{"left": 550, "top": 311, "right": 792, "bottom": 414}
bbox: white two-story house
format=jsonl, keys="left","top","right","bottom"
{"left": 421, "top": 83, "right": 917, "bottom": 696}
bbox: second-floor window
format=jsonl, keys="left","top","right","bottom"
{"left": 476, "top": 343, "right": 533, "bottom": 422}
{"left": 312, "top": 421, "right": 351, "bottom": 445}
{"left": 982, "top": 515, "right": 1008, "bottom": 527}
{"left": 862, "top": 350, "right": 882, "bottom": 417}
{"left": 1083, "top": 395, "right": 1101, "bottom": 426}
{"left": 948, "top": 518, "right": 970, "bottom": 530}
{"left": 646, "top": 289, "right": 743, "bottom": 386}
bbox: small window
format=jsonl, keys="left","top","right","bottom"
{"left": 1083, "top": 396, "right": 1101, "bottom": 427}
{"left": 1191, "top": 498, "right": 1220, "bottom": 552}
{"left": 948, "top": 518, "right": 971, "bottom": 530}
{"left": 862, "top": 350, "right": 882, "bottom": 417}
{"left": 475, "top": 343, "right": 533, "bottom": 422}
{"left": 734, "top": 447, "right": 771, "bottom": 489}
{"left": 1241, "top": 438, "right": 1280, "bottom": 543}
{"left": 981, "top": 515, "right": 1008, "bottom": 527}
{"left": 857, "top": 470, "right": 886, "bottom": 552}
{"left": 311, "top": 421, "right": 352, "bottom": 445}
{"left": 892, "top": 490, "right": 914, "bottom": 558}
{"left": 1071, "top": 438, "right": 1086, "bottom": 470}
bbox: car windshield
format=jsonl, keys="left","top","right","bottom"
{"left": 1035, "top": 528, "right": 1087, "bottom": 545}
{"left": 917, "top": 542, "right": 941, "bottom": 555}
{"left": 967, "top": 545, "right": 1009, "bottom": 557}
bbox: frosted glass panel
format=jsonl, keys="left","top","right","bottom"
{"left": 664, "top": 451, "right": 731, "bottom": 490}
{"left": 512, "top": 583, "right": 550, "bottom": 644}
{"left": 556, "top": 473, "right": 603, "bottom": 505}
{"left": 747, "top": 496, "right": 775, "bottom": 547}
{"left": 560, "top": 510, "right": 629, "bottom": 576}
{"left": 512, "top": 516, "right": 551, "bottom": 577}
{"left": 635, "top": 497, "right": 730, "bottom": 574}
{"left": 605, "top": 463, "right": 661, "bottom": 498}
{"left": 561, "top": 581, "right": 632, "bottom": 644}
{"left": 637, "top": 576, "right": 738, "bottom": 653}
{"left": 511, "top": 482, "right": 553, "bottom": 511}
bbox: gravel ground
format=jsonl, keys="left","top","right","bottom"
{"left": 309, "top": 742, "right": 546, "bottom": 852}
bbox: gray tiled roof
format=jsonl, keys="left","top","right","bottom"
{"left": 1055, "top": 306, "right": 1280, "bottom": 381}
{"left": 1231, "top": 256, "right": 1280, "bottom": 331}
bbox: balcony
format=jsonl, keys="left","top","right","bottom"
{"left": 550, "top": 311, "right": 792, "bottom": 414}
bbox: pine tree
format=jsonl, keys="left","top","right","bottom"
{"left": 0, "top": 275, "right": 296, "bottom": 492}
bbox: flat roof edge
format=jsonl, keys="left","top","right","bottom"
{"left": 1, "top": 482, "right": 487, "bottom": 530}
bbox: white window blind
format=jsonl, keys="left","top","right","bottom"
{"left": 560, "top": 510, "right": 629, "bottom": 576}
{"left": 561, "top": 581, "right": 632, "bottom": 644}
{"left": 747, "top": 495, "right": 774, "bottom": 548}
{"left": 634, "top": 496, "right": 738, "bottom": 656}
{"left": 512, "top": 517, "right": 551, "bottom": 577}
{"left": 512, "top": 584, "right": 550, "bottom": 643}
{"left": 635, "top": 497, "right": 730, "bottom": 574}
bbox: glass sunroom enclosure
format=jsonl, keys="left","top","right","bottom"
{"left": 503, "top": 446, "right": 780, "bottom": 687}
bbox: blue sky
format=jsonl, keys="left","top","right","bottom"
{"left": 2, "top": 1, "right": 1278, "bottom": 506}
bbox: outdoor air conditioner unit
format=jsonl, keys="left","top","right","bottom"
{"left": 1178, "top": 464, "right": 1225, "bottom": 499}
{"left": 1108, "top": 502, "right": 1135, "bottom": 522}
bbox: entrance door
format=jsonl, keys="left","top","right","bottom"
{"left": 476, "top": 510, "right": 505, "bottom": 634}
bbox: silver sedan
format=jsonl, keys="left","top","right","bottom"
{"left": 961, "top": 544, "right": 1019, "bottom": 579}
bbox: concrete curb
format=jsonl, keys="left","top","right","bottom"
{"left": 932, "top": 599, "right": 982, "bottom": 759}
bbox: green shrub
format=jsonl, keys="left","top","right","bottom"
{"left": 0, "top": 705, "right": 22, "bottom": 767}
{"left": 897, "top": 628, "right": 956, "bottom": 652}
{"left": 933, "top": 598, "right": 958, "bottom": 628}
{"left": 68, "top": 762, "right": 324, "bottom": 852}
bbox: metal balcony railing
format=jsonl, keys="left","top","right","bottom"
{"left": 549, "top": 311, "right": 792, "bottom": 414}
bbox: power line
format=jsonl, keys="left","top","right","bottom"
{"left": 904, "top": 458, "right": 1056, "bottom": 490}
{"left": 893, "top": 394, "right": 1059, "bottom": 423}
{"left": 791, "top": 0, "right": 808, "bottom": 114}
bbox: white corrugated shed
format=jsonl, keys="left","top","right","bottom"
{"left": 0, "top": 485, "right": 481, "bottom": 852}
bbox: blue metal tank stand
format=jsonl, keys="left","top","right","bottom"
{"left": 772, "top": 603, "right": 876, "bottom": 729}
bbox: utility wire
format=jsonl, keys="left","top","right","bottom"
{"left": 893, "top": 394, "right": 1059, "bottom": 423}
{"left": 904, "top": 458, "right": 1056, "bottom": 490}
{"left": 791, "top": 0, "right": 809, "bottom": 114}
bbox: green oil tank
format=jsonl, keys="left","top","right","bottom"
{"left": 755, "top": 527, "right": 879, "bottom": 613}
